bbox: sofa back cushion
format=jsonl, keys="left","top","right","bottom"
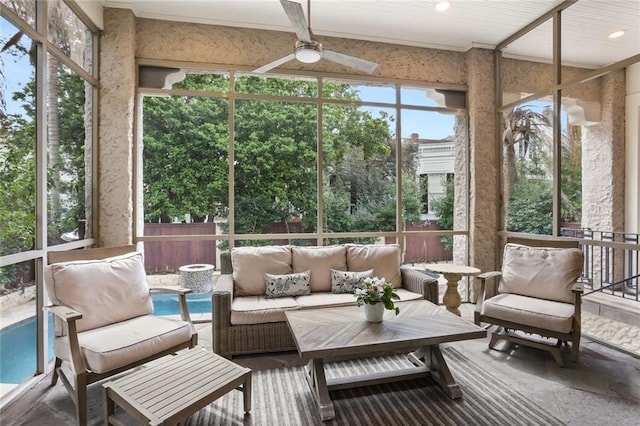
{"left": 292, "top": 245, "right": 347, "bottom": 292}
{"left": 232, "top": 246, "right": 292, "bottom": 296}
{"left": 46, "top": 252, "right": 153, "bottom": 332}
{"left": 499, "top": 243, "right": 584, "bottom": 304}
{"left": 345, "top": 244, "right": 402, "bottom": 288}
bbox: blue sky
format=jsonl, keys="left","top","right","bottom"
{"left": 357, "top": 85, "right": 456, "bottom": 140}
{"left": 2, "top": 16, "right": 33, "bottom": 117}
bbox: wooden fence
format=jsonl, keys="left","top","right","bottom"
{"left": 143, "top": 221, "right": 451, "bottom": 274}
{"left": 143, "top": 223, "right": 217, "bottom": 273}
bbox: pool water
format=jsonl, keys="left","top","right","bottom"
{"left": 151, "top": 292, "right": 212, "bottom": 315}
{"left": 0, "top": 292, "right": 211, "bottom": 384}
{"left": 0, "top": 315, "right": 55, "bottom": 384}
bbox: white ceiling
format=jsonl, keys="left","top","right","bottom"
{"left": 103, "top": 0, "right": 640, "bottom": 69}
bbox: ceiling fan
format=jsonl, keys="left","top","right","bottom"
{"left": 254, "top": 0, "right": 379, "bottom": 75}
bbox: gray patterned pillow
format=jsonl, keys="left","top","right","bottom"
{"left": 265, "top": 270, "right": 311, "bottom": 298}
{"left": 330, "top": 269, "right": 374, "bottom": 294}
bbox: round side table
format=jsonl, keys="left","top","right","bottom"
{"left": 423, "top": 263, "right": 481, "bottom": 316}
{"left": 179, "top": 264, "right": 214, "bottom": 293}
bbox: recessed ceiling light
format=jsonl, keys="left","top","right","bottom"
{"left": 435, "top": 1, "right": 450, "bottom": 12}
{"left": 608, "top": 30, "right": 626, "bottom": 39}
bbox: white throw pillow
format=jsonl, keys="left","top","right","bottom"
{"left": 264, "top": 270, "right": 311, "bottom": 298}
{"left": 330, "top": 269, "right": 374, "bottom": 294}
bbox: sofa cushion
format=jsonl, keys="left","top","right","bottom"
{"left": 345, "top": 244, "right": 402, "bottom": 288}
{"left": 294, "top": 293, "right": 359, "bottom": 309}
{"left": 265, "top": 270, "right": 311, "bottom": 298}
{"left": 481, "top": 293, "right": 575, "bottom": 334}
{"left": 330, "top": 269, "right": 373, "bottom": 294}
{"left": 393, "top": 288, "right": 425, "bottom": 302}
{"left": 292, "top": 245, "right": 347, "bottom": 292}
{"left": 46, "top": 252, "right": 153, "bottom": 332}
{"left": 230, "top": 296, "right": 299, "bottom": 325}
{"left": 500, "top": 243, "right": 584, "bottom": 303}
{"left": 232, "top": 246, "right": 292, "bottom": 296}
{"left": 53, "top": 315, "right": 193, "bottom": 373}
{"left": 294, "top": 288, "right": 422, "bottom": 310}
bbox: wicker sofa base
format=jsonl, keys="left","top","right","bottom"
{"left": 214, "top": 321, "right": 297, "bottom": 357}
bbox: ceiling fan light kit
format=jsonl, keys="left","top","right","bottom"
{"left": 253, "top": 0, "right": 379, "bottom": 75}
{"left": 295, "top": 40, "right": 322, "bottom": 63}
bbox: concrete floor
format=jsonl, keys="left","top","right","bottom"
{"left": 1, "top": 304, "right": 639, "bottom": 426}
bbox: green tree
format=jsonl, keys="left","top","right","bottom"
{"left": 431, "top": 175, "right": 454, "bottom": 250}
{"left": 142, "top": 75, "right": 417, "bottom": 247}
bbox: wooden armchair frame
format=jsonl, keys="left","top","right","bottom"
{"left": 473, "top": 242, "right": 584, "bottom": 367}
{"left": 46, "top": 246, "right": 198, "bottom": 425}
{"left": 474, "top": 272, "right": 582, "bottom": 366}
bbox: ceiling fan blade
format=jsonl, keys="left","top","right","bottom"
{"left": 253, "top": 53, "right": 296, "bottom": 74}
{"left": 323, "top": 50, "right": 379, "bottom": 74}
{"left": 280, "top": 0, "right": 312, "bottom": 43}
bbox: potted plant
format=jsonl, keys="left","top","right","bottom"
{"left": 354, "top": 277, "right": 400, "bottom": 322}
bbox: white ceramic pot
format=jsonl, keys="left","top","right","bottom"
{"left": 364, "top": 302, "right": 385, "bottom": 322}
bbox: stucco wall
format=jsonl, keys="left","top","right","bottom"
{"left": 134, "top": 18, "right": 467, "bottom": 84}
{"left": 502, "top": 57, "right": 601, "bottom": 102}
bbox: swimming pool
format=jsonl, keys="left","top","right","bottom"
{"left": 151, "top": 291, "right": 212, "bottom": 315}
{"left": 0, "top": 315, "right": 55, "bottom": 384}
{"left": 0, "top": 292, "right": 211, "bottom": 384}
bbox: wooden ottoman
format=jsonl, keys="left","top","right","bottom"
{"left": 103, "top": 348, "right": 251, "bottom": 425}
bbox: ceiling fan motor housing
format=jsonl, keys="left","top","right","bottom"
{"left": 294, "top": 39, "right": 323, "bottom": 63}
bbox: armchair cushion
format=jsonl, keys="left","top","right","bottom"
{"left": 292, "top": 245, "right": 347, "bottom": 292}
{"left": 53, "top": 315, "right": 193, "bottom": 374}
{"left": 481, "top": 293, "right": 575, "bottom": 334}
{"left": 345, "top": 243, "right": 402, "bottom": 288}
{"left": 500, "top": 243, "right": 584, "bottom": 303}
{"left": 232, "top": 246, "right": 292, "bottom": 296}
{"left": 46, "top": 252, "right": 153, "bottom": 332}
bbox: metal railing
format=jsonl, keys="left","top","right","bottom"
{"left": 561, "top": 228, "right": 639, "bottom": 302}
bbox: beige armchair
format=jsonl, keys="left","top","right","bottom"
{"left": 474, "top": 243, "right": 584, "bottom": 366}
{"left": 45, "top": 246, "right": 198, "bottom": 425}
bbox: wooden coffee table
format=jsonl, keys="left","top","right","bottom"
{"left": 285, "top": 300, "right": 486, "bottom": 421}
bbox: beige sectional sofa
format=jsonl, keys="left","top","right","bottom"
{"left": 212, "top": 244, "right": 438, "bottom": 357}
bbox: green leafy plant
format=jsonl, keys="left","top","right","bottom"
{"left": 354, "top": 277, "right": 400, "bottom": 315}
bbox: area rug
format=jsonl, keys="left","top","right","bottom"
{"left": 185, "top": 347, "right": 564, "bottom": 426}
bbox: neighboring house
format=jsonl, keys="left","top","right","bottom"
{"left": 403, "top": 133, "right": 455, "bottom": 221}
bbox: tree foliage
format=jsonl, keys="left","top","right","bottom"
{"left": 142, "top": 75, "right": 424, "bottom": 247}
{"left": 431, "top": 175, "right": 454, "bottom": 249}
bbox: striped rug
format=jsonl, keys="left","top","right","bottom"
{"left": 185, "top": 347, "right": 563, "bottom": 426}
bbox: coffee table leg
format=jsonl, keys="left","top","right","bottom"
{"left": 423, "top": 345, "right": 462, "bottom": 399}
{"left": 243, "top": 372, "right": 252, "bottom": 415}
{"left": 306, "top": 359, "right": 335, "bottom": 421}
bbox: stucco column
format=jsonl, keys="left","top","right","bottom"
{"left": 465, "top": 48, "right": 498, "bottom": 301}
{"left": 98, "top": 9, "right": 136, "bottom": 246}
{"left": 582, "top": 70, "right": 626, "bottom": 233}
{"left": 581, "top": 70, "right": 626, "bottom": 288}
